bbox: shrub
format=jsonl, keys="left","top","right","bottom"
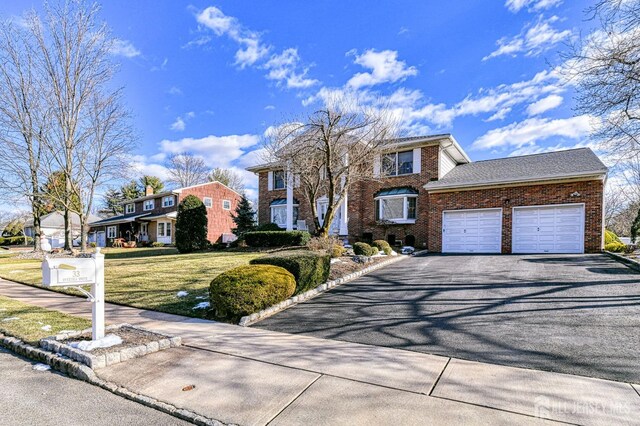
{"left": 0, "top": 236, "right": 33, "bottom": 246}
{"left": 605, "top": 242, "right": 626, "bottom": 252}
{"left": 256, "top": 222, "right": 283, "bottom": 231}
{"left": 244, "top": 230, "right": 311, "bottom": 247}
{"left": 604, "top": 229, "right": 622, "bottom": 245}
{"left": 251, "top": 251, "right": 330, "bottom": 294}
{"left": 151, "top": 242, "right": 165, "bottom": 247}
{"left": 307, "top": 236, "right": 334, "bottom": 251}
{"left": 176, "top": 194, "right": 208, "bottom": 253}
{"left": 89, "top": 242, "right": 97, "bottom": 248}
{"left": 210, "top": 265, "right": 295, "bottom": 321}
{"left": 353, "top": 242, "right": 376, "bottom": 256}
{"left": 331, "top": 244, "right": 346, "bottom": 258}
{"left": 372, "top": 239, "right": 392, "bottom": 255}
{"left": 232, "top": 195, "right": 256, "bottom": 237}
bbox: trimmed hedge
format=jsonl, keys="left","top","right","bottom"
{"left": 605, "top": 230, "right": 622, "bottom": 245}
{"left": 0, "top": 236, "right": 33, "bottom": 246}
{"left": 353, "top": 242, "right": 377, "bottom": 256}
{"left": 251, "top": 251, "right": 330, "bottom": 294}
{"left": 244, "top": 230, "right": 311, "bottom": 247}
{"left": 256, "top": 222, "right": 283, "bottom": 231}
{"left": 210, "top": 264, "right": 296, "bottom": 321}
{"left": 331, "top": 244, "right": 346, "bottom": 258}
{"left": 605, "top": 242, "right": 626, "bottom": 252}
{"left": 372, "top": 240, "right": 392, "bottom": 255}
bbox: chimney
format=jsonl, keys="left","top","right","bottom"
{"left": 145, "top": 185, "right": 154, "bottom": 196}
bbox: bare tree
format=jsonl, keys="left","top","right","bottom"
{"left": 0, "top": 18, "right": 48, "bottom": 251}
{"left": 264, "top": 105, "right": 396, "bottom": 238}
{"left": 565, "top": 0, "right": 640, "bottom": 159}
{"left": 208, "top": 167, "right": 245, "bottom": 193}
{"left": 167, "top": 153, "right": 209, "bottom": 188}
{"left": 28, "top": 0, "right": 133, "bottom": 251}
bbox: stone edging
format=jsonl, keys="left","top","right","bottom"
{"left": 239, "top": 254, "right": 408, "bottom": 327}
{"left": 0, "top": 333, "right": 226, "bottom": 426}
{"left": 604, "top": 250, "right": 640, "bottom": 273}
{"left": 40, "top": 324, "right": 181, "bottom": 369}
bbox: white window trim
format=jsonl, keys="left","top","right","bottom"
{"left": 203, "top": 197, "right": 213, "bottom": 208}
{"left": 158, "top": 221, "right": 172, "bottom": 237}
{"left": 107, "top": 226, "right": 117, "bottom": 239}
{"left": 375, "top": 195, "right": 417, "bottom": 224}
{"left": 222, "top": 199, "right": 231, "bottom": 210}
{"left": 382, "top": 150, "right": 414, "bottom": 177}
{"left": 125, "top": 203, "right": 135, "bottom": 214}
{"left": 162, "top": 195, "right": 175, "bottom": 207}
{"left": 143, "top": 199, "right": 155, "bottom": 211}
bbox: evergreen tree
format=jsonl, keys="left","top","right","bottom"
{"left": 631, "top": 208, "right": 640, "bottom": 244}
{"left": 103, "top": 188, "right": 124, "bottom": 215}
{"left": 232, "top": 195, "right": 256, "bottom": 237}
{"left": 139, "top": 175, "right": 164, "bottom": 194}
{"left": 120, "top": 180, "right": 142, "bottom": 200}
{"left": 175, "top": 195, "right": 208, "bottom": 253}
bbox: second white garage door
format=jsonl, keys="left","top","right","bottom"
{"left": 512, "top": 204, "right": 585, "bottom": 254}
{"left": 442, "top": 208, "right": 502, "bottom": 253}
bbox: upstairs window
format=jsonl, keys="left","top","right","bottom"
{"left": 222, "top": 200, "right": 231, "bottom": 210}
{"left": 143, "top": 199, "right": 154, "bottom": 211}
{"left": 382, "top": 150, "right": 413, "bottom": 176}
{"left": 273, "top": 170, "right": 285, "bottom": 189}
{"left": 125, "top": 203, "right": 135, "bottom": 214}
{"left": 162, "top": 196, "right": 175, "bottom": 207}
{"left": 203, "top": 197, "right": 213, "bottom": 208}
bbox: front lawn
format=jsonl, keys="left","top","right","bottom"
{"left": 0, "top": 295, "right": 91, "bottom": 344}
{"left": 0, "top": 249, "right": 263, "bottom": 318}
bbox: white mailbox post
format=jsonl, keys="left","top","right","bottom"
{"left": 42, "top": 247, "right": 105, "bottom": 340}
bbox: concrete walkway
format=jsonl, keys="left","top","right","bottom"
{"left": 1, "top": 278, "right": 639, "bottom": 425}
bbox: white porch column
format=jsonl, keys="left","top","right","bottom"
{"left": 339, "top": 192, "right": 348, "bottom": 236}
{"left": 286, "top": 169, "right": 294, "bottom": 231}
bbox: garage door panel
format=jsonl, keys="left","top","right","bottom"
{"left": 443, "top": 209, "right": 502, "bottom": 254}
{"left": 512, "top": 204, "right": 584, "bottom": 254}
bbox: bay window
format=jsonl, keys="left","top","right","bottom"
{"left": 374, "top": 187, "right": 418, "bottom": 223}
{"left": 270, "top": 198, "right": 299, "bottom": 228}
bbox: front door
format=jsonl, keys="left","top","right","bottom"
{"left": 318, "top": 201, "right": 328, "bottom": 226}
{"left": 157, "top": 221, "right": 172, "bottom": 245}
{"left": 139, "top": 223, "right": 149, "bottom": 242}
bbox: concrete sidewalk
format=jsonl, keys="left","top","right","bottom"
{"left": 1, "top": 278, "right": 639, "bottom": 425}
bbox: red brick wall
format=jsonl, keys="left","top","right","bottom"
{"left": 179, "top": 183, "right": 242, "bottom": 243}
{"left": 427, "top": 179, "right": 605, "bottom": 253}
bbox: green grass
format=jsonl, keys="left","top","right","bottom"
{"left": 0, "top": 295, "right": 91, "bottom": 344}
{"left": 0, "top": 249, "right": 263, "bottom": 318}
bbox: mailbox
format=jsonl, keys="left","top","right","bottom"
{"left": 42, "top": 257, "right": 97, "bottom": 287}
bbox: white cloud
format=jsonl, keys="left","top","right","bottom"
{"left": 505, "top": 0, "right": 563, "bottom": 13}
{"left": 170, "top": 117, "right": 185, "bottom": 132}
{"left": 346, "top": 49, "right": 418, "bottom": 88}
{"left": 167, "top": 86, "right": 183, "bottom": 96}
{"left": 159, "top": 134, "right": 261, "bottom": 168}
{"left": 264, "top": 105, "right": 275, "bottom": 110}
{"left": 483, "top": 16, "right": 572, "bottom": 60}
{"left": 129, "top": 155, "right": 171, "bottom": 180}
{"left": 471, "top": 115, "right": 593, "bottom": 150}
{"left": 264, "top": 48, "right": 319, "bottom": 89}
{"left": 526, "top": 94, "right": 563, "bottom": 115}
{"left": 507, "top": 140, "right": 598, "bottom": 157}
{"left": 110, "top": 39, "right": 141, "bottom": 58}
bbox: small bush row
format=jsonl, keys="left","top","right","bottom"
{"left": 372, "top": 240, "right": 392, "bottom": 255}
{"left": 210, "top": 264, "right": 295, "bottom": 321}
{"left": 244, "top": 230, "right": 311, "bottom": 247}
{"left": 251, "top": 251, "right": 330, "bottom": 294}
{"left": 605, "top": 242, "right": 626, "bottom": 252}
{"left": 0, "top": 236, "right": 34, "bottom": 246}
{"left": 604, "top": 229, "right": 622, "bottom": 245}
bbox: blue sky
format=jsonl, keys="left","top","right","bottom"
{"left": 4, "top": 0, "right": 599, "bottom": 200}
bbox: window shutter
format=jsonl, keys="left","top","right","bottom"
{"left": 413, "top": 148, "right": 421, "bottom": 174}
{"left": 373, "top": 155, "right": 381, "bottom": 178}
{"left": 267, "top": 171, "right": 273, "bottom": 191}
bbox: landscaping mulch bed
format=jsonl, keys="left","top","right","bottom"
{"left": 61, "top": 325, "right": 160, "bottom": 356}
{"left": 328, "top": 256, "right": 393, "bottom": 281}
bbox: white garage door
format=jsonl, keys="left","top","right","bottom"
{"left": 512, "top": 204, "right": 584, "bottom": 254}
{"left": 442, "top": 209, "right": 502, "bottom": 253}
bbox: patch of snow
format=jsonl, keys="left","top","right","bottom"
{"left": 192, "top": 301, "right": 210, "bottom": 310}
{"left": 2, "top": 317, "right": 19, "bottom": 322}
{"left": 32, "top": 363, "right": 51, "bottom": 371}
{"left": 390, "top": 250, "right": 398, "bottom": 256}
{"left": 41, "top": 325, "right": 52, "bottom": 331}
{"left": 58, "top": 330, "right": 76, "bottom": 334}
{"left": 401, "top": 246, "right": 415, "bottom": 255}
{"left": 69, "top": 334, "right": 123, "bottom": 351}
{"left": 330, "top": 258, "right": 342, "bottom": 264}
{"left": 195, "top": 296, "right": 207, "bottom": 299}
{"left": 176, "top": 291, "right": 189, "bottom": 298}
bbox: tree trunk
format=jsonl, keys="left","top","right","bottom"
{"left": 80, "top": 215, "right": 87, "bottom": 252}
{"left": 64, "top": 207, "right": 72, "bottom": 250}
{"left": 31, "top": 209, "right": 42, "bottom": 252}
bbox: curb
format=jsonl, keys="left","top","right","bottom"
{"left": 239, "top": 254, "right": 408, "bottom": 327}
{"left": 0, "top": 333, "right": 227, "bottom": 426}
{"left": 603, "top": 250, "right": 640, "bottom": 273}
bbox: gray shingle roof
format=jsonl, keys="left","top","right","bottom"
{"left": 425, "top": 148, "right": 607, "bottom": 191}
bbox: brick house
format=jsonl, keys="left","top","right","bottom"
{"left": 247, "top": 134, "right": 608, "bottom": 254}
{"left": 89, "top": 182, "right": 241, "bottom": 247}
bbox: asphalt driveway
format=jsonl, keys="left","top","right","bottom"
{"left": 256, "top": 254, "right": 640, "bottom": 383}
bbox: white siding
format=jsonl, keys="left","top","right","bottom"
{"left": 439, "top": 151, "right": 457, "bottom": 178}
{"left": 267, "top": 171, "right": 273, "bottom": 191}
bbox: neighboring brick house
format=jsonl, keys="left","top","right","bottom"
{"left": 247, "top": 134, "right": 608, "bottom": 254}
{"left": 89, "top": 182, "right": 241, "bottom": 247}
